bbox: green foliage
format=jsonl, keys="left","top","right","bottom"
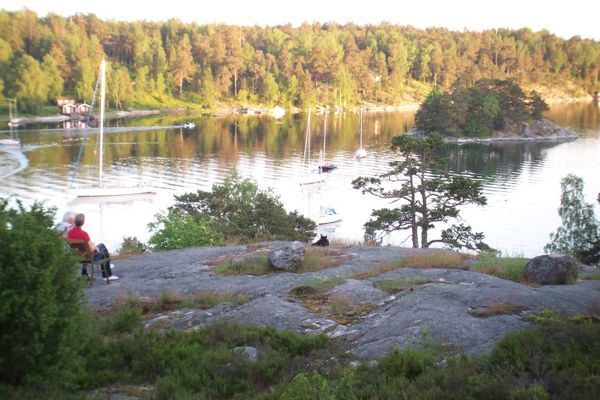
{"left": 545, "top": 174, "right": 600, "bottom": 260}
{"left": 213, "top": 253, "right": 272, "bottom": 276}
{"left": 471, "top": 252, "right": 528, "bottom": 282}
{"left": 172, "top": 171, "right": 316, "bottom": 243}
{"left": 95, "top": 300, "right": 144, "bottom": 335}
{"left": 3, "top": 294, "right": 598, "bottom": 400}
{"left": 11, "top": 55, "right": 49, "bottom": 113}
{"left": 117, "top": 236, "right": 147, "bottom": 254}
{"left": 416, "top": 79, "right": 549, "bottom": 137}
{"left": 489, "top": 319, "right": 599, "bottom": 399}
{"left": 0, "top": 199, "right": 87, "bottom": 386}
{"left": 1, "top": 10, "right": 597, "bottom": 111}
{"left": 353, "top": 133, "right": 489, "bottom": 250}
{"left": 147, "top": 210, "right": 223, "bottom": 250}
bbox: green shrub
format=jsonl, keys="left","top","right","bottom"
{"left": 172, "top": 171, "right": 316, "bottom": 243}
{"left": 148, "top": 210, "right": 223, "bottom": 250}
{"left": 117, "top": 236, "right": 147, "bottom": 254}
{"left": 0, "top": 199, "right": 87, "bottom": 386}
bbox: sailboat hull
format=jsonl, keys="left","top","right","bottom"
{"left": 73, "top": 185, "right": 156, "bottom": 198}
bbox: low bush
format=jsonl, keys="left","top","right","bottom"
{"left": 171, "top": 171, "right": 317, "bottom": 243}
{"left": 147, "top": 210, "right": 223, "bottom": 250}
{"left": 117, "top": 236, "right": 147, "bottom": 255}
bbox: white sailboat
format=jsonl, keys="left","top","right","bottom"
{"left": 299, "top": 108, "right": 325, "bottom": 186}
{"left": 72, "top": 59, "right": 155, "bottom": 199}
{"left": 355, "top": 108, "right": 368, "bottom": 159}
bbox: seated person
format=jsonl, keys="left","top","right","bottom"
{"left": 66, "top": 213, "right": 118, "bottom": 281}
{"left": 55, "top": 210, "right": 76, "bottom": 235}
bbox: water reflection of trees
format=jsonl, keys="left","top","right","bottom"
{"left": 439, "top": 141, "right": 565, "bottom": 182}
{"left": 20, "top": 104, "right": 597, "bottom": 185}
{"left": 21, "top": 111, "right": 416, "bottom": 171}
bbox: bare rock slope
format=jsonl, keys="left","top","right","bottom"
{"left": 85, "top": 243, "right": 599, "bottom": 359}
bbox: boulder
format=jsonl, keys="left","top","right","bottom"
{"left": 524, "top": 254, "right": 578, "bottom": 285}
{"left": 269, "top": 241, "right": 305, "bottom": 271}
{"left": 232, "top": 346, "right": 258, "bottom": 362}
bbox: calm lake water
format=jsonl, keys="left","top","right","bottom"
{"left": 1, "top": 102, "right": 599, "bottom": 256}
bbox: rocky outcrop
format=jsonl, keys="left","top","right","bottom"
{"left": 524, "top": 254, "right": 578, "bottom": 285}
{"left": 269, "top": 241, "right": 305, "bottom": 271}
{"left": 446, "top": 118, "right": 577, "bottom": 144}
{"left": 85, "top": 244, "right": 599, "bottom": 359}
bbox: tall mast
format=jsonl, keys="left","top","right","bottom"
{"left": 359, "top": 108, "right": 363, "bottom": 148}
{"left": 99, "top": 58, "right": 106, "bottom": 183}
{"left": 323, "top": 112, "right": 327, "bottom": 155}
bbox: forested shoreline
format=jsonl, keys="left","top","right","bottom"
{"left": 0, "top": 9, "right": 598, "bottom": 114}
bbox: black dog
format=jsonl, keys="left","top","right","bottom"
{"left": 312, "top": 234, "right": 329, "bottom": 247}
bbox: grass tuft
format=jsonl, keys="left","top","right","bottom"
{"left": 470, "top": 252, "right": 528, "bottom": 282}
{"left": 469, "top": 300, "right": 528, "bottom": 318}
{"left": 353, "top": 250, "right": 471, "bottom": 279}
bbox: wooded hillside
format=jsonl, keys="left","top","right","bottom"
{"left": 0, "top": 9, "right": 598, "bottom": 112}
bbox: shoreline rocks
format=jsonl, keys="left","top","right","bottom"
{"left": 444, "top": 118, "right": 578, "bottom": 144}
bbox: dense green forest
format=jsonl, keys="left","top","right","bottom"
{"left": 0, "top": 9, "right": 599, "bottom": 113}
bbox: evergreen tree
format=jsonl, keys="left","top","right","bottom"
{"left": 169, "top": 34, "right": 195, "bottom": 95}
{"left": 0, "top": 200, "right": 87, "bottom": 385}
{"left": 352, "top": 133, "right": 490, "bottom": 250}
{"left": 199, "top": 67, "right": 215, "bottom": 108}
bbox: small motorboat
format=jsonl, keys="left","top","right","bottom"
{"left": 318, "top": 206, "right": 342, "bottom": 225}
{"left": 183, "top": 122, "right": 196, "bottom": 129}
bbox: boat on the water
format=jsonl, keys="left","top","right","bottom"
{"left": 72, "top": 59, "right": 156, "bottom": 199}
{"left": 0, "top": 138, "right": 19, "bottom": 146}
{"left": 184, "top": 122, "right": 195, "bottom": 129}
{"left": 318, "top": 206, "right": 342, "bottom": 225}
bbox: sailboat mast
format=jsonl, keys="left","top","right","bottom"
{"left": 359, "top": 108, "right": 363, "bottom": 148}
{"left": 323, "top": 112, "right": 327, "bottom": 156}
{"left": 306, "top": 109, "right": 311, "bottom": 167}
{"left": 99, "top": 58, "right": 106, "bottom": 183}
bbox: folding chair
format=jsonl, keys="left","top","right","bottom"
{"left": 67, "top": 239, "right": 111, "bottom": 285}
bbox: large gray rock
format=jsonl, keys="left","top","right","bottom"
{"left": 524, "top": 254, "right": 578, "bottom": 285}
{"left": 269, "top": 241, "right": 305, "bottom": 271}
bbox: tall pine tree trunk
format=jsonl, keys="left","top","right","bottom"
{"left": 409, "top": 175, "right": 419, "bottom": 248}
{"left": 420, "top": 170, "right": 429, "bottom": 247}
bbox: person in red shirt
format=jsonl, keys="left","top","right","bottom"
{"left": 66, "top": 213, "right": 118, "bottom": 281}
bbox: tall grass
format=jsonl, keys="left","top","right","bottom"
{"left": 470, "top": 252, "right": 528, "bottom": 282}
